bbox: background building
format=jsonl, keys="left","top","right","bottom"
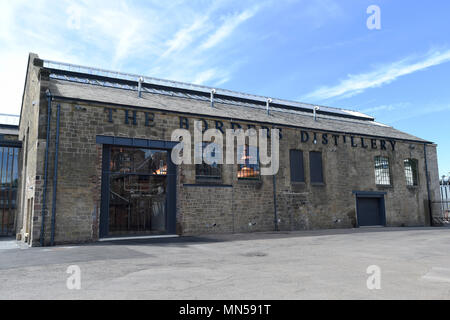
{"left": 16, "top": 53, "right": 442, "bottom": 246}
{"left": 0, "top": 114, "right": 20, "bottom": 237}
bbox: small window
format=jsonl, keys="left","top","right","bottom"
{"left": 309, "top": 151, "right": 324, "bottom": 183}
{"left": 374, "top": 156, "right": 391, "bottom": 185}
{"left": 290, "top": 150, "right": 305, "bottom": 182}
{"left": 404, "top": 159, "right": 418, "bottom": 186}
{"left": 195, "top": 142, "right": 222, "bottom": 181}
{"left": 237, "top": 144, "right": 260, "bottom": 179}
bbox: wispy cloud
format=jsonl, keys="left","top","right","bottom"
{"left": 302, "top": 49, "right": 450, "bottom": 101}
{"left": 162, "top": 16, "right": 210, "bottom": 57}
{"left": 0, "top": 0, "right": 265, "bottom": 114}
{"left": 361, "top": 102, "right": 410, "bottom": 114}
{"left": 200, "top": 6, "right": 260, "bottom": 50}
{"left": 385, "top": 103, "right": 450, "bottom": 125}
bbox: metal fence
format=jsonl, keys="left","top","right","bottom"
{"left": 441, "top": 184, "right": 450, "bottom": 201}
{"left": 431, "top": 184, "right": 450, "bottom": 226}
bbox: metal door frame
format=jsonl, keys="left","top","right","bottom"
{"left": 353, "top": 191, "right": 387, "bottom": 227}
{"left": 97, "top": 136, "right": 178, "bottom": 239}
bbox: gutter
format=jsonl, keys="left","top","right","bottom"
{"left": 40, "top": 90, "right": 52, "bottom": 246}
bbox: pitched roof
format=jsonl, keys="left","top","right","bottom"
{"left": 48, "top": 78, "right": 429, "bottom": 143}
{"left": 38, "top": 57, "right": 430, "bottom": 143}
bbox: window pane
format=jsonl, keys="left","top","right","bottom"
{"left": 7, "top": 148, "right": 13, "bottom": 184}
{"left": 290, "top": 150, "right": 304, "bottom": 182}
{"left": 404, "top": 159, "right": 418, "bottom": 186}
{"left": 12, "top": 148, "right": 18, "bottom": 187}
{"left": 374, "top": 156, "right": 391, "bottom": 185}
{"left": 1, "top": 147, "right": 7, "bottom": 185}
{"left": 110, "top": 147, "right": 167, "bottom": 175}
{"left": 309, "top": 151, "right": 323, "bottom": 183}
{"left": 196, "top": 142, "right": 222, "bottom": 180}
{"left": 237, "top": 145, "right": 260, "bottom": 179}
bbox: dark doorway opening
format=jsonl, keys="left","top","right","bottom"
{"left": 99, "top": 142, "right": 176, "bottom": 238}
{"left": 354, "top": 191, "right": 386, "bottom": 227}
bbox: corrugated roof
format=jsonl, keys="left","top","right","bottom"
{"left": 43, "top": 59, "right": 374, "bottom": 121}
{"left": 48, "top": 79, "right": 429, "bottom": 143}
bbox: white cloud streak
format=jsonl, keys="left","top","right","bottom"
{"left": 302, "top": 49, "right": 450, "bottom": 101}
{"left": 0, "top": 0, "right": 264, "bottom": 114}
{"left": 200, "top": 6, "right": 260, "bottom": 50}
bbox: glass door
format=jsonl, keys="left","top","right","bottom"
{"left": 108, "top": 146, "right": 169, "bottom": 236}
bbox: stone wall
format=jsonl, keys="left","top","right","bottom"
{"left": 18, "top": 58, "right": 441, "bottom": 246}
{"left": 16, "top": 54, "right": 48, "bottom": 245}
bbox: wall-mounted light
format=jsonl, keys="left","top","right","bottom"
{"left": 266, "top": 98, "right": 272, "bottom": 115}
{"left": 210, "top": 89, "right": 216, "bottom": 108}
{"left": 313, "top": 106, "right": 320, "bottom": 121}
{"left": 138, "top": 77, "right": 144, "bottom": 98}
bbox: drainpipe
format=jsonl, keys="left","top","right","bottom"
{"left": 424, "top": 144, "right": 433, "bottom": 226}
{"left": 50, "top": 104, "right": 61, "bottom": 246}
{"left": 273, "top": 174, "right": 279, "bottom": 231}
{"left": 40, "top": 90, "right": 52, "bottom": 246}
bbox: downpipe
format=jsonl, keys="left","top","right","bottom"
{"left": 424, "top": 144, "right": 433, "bottom": 226}
{"left": 40, "top": 90, "right": 52, "bottom": 246}
{"left": 273, "top": 174, "right": 279, "bottom": 231}
{"left": 50, "top": 104, "right": 61, "bottom": 246}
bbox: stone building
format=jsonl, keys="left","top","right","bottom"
{"left": 16, "top": 53, "right": 441, "bottom": 246}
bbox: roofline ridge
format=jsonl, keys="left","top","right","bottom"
{"left": 42, "top": 58, "right": 374, "bottom": 121}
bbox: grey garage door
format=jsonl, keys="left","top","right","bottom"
{"left": 357, "top": 197, "right": 383, "bottom": 226}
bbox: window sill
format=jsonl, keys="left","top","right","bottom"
{"left": 291, "top": 181, "right": 306, "bottom": 186}
{"left": 184, "top": 183, "right": 232, "bottom": 188}
{"left": 238, "top": 177, "right": 261, "bottom": 183}
{"left": 407, "top": 185, "right": 419, "bottom": 189}
{"left": 376, "top": 184, "right": 392, "bottom": 188}
{"left": 195, "top": 178, "right": 223, "bottom": 184}
{"left": 311, "top": 182, "right": 325, "bottom": 187}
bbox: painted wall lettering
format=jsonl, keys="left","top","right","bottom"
{"left": 145, "top": 112, "right": 155, "bottom": 127}
{"left": 215, "top": 120, "right": 224, "bottom": 134}
{"left": 104, "top": 107, "right": 116, "bottom": 123}
{"left": 102, "top": 110, "right": 398, "bottom": 153}
{"left": 361, "top": 138, "right": 368, "bottom": 149}
{"left": 301, "top": 131, "right": 309, "bottom": 143}
{"left": 124, "top": 110, "right": 137, "bottom": 125}
{"left": 180, "top": 117, "right": 189, "bottom": 129}
{"left": 371, "top": 139, "right": 377, "bottom": 149}
{"left": 332, "top": 134, "right": 339, "bottom": 146}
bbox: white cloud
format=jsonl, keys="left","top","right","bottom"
{"left": 193, "top": 68, "right": 225, "bottom": 85}
{"left": 302, "top": 49, "right": 450, "bottom": 101}
{"left": 0, "top": 1, "right": 265, "bottom": 114}
{"left": 162, "top": 16, "right": 210, "bottom": 57}
{"left": 385, "top": 103, "right": 450, "bottom": 125}
{"left": 361, "top": 102, "right": 410, "bottom": 114}
{"left": 200, "top": 6, "right": 260, "bottom": 50}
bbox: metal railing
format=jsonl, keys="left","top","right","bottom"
{"left": 431, "top": 184, "right": 450, "bottom": 226}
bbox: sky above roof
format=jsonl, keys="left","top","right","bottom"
{"left": 0, "top": 0, "right": 449, "bottom": 176}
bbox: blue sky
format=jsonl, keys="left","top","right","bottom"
{"left": 0, "top": 0, "right": 449, "bottom": 176}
